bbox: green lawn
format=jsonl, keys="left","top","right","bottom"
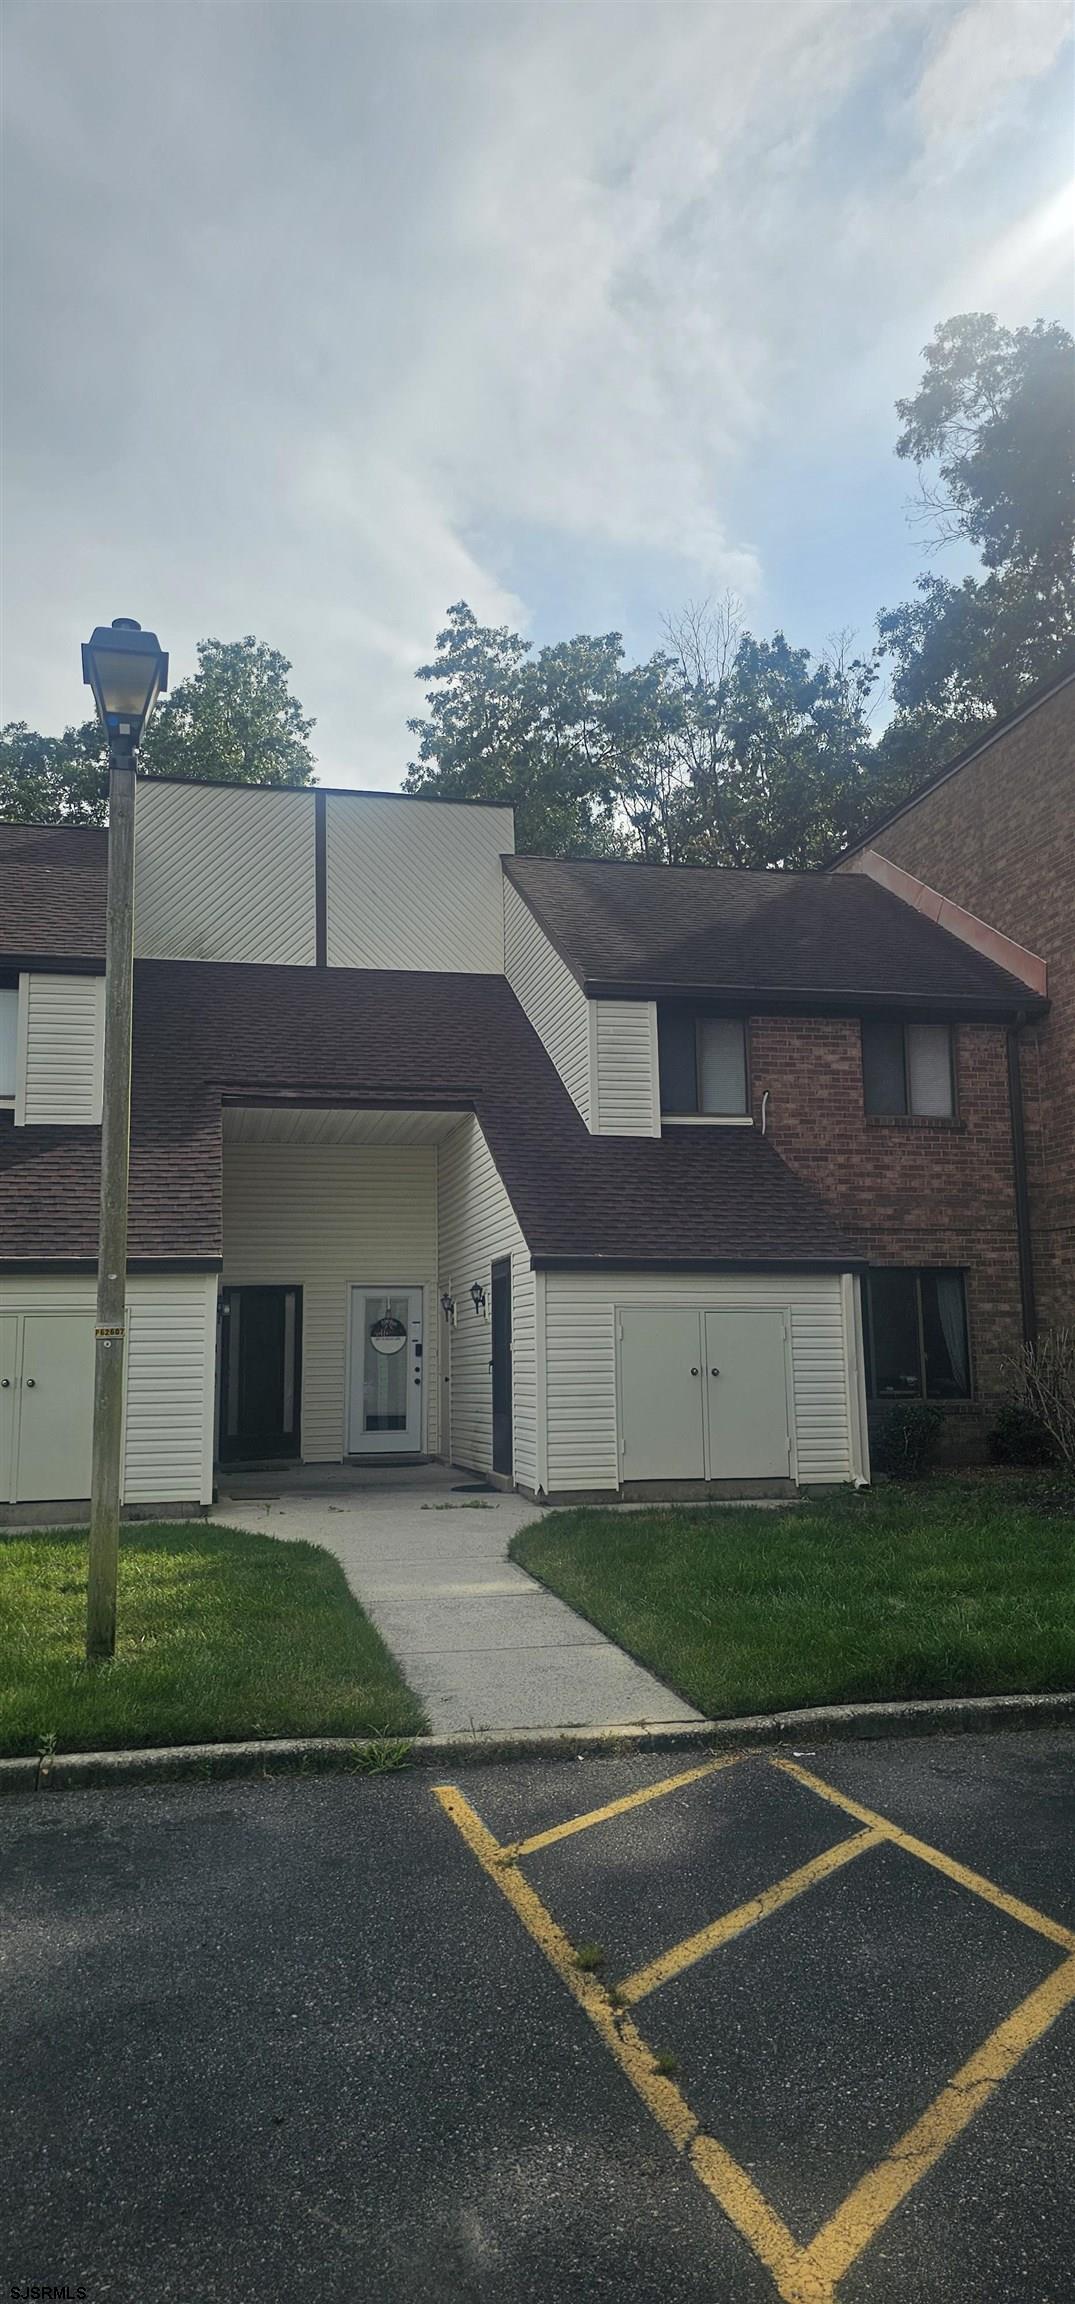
{"left": 0, "top": 1520, "right": 426, "bottom": 1756}
{"left": 510, "top": 1479, "right": 1075, "bottom": 1720}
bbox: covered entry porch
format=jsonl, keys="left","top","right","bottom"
{"left": 219, "top": 1105, "right": 462, "bottom": 1472}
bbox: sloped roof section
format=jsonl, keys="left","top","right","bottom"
{"left": 0, "top": 822, "right": 107, "bottom": 964}
{"left": 0, "top": 962, "right": 863, "bottom": 1269}
{"left": 503, "top": 853, "right": 1039, "bottom": 1010}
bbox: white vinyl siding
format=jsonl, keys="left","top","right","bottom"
{"left": 327, "top": 796, "right": 513, "bottom": 972}
{"left": 503, "top": 879, "right": 592, "bottom": 1124}
{"left": 0, "top": 986, "right": 17, "bottom": 1102}
{"left": 124, "top": 1278, "right": 218, "bottom": 1503}
{"left": 135, "top": 781, "right": 317, "bottom": 965}
{"left": 542, "top": 1269, "right": 861, "bottom": 1492}
{"left": 592, "top": 1001, "right": 660, "bottom": 1135}
{"left": 0, "top": 1273, "right": 217, "bottom": 1505}
{"left": 222, "top": 1143, "right": 439, "bottom": 1461}
{"left": 16, "top": 974, "right": 105, "bottom": 1126}
{"left": 437, "top": 1114, "right": 537, "bottom": 1488}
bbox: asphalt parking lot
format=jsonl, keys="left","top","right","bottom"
{"left": 2, "top": 1730, "right": 1073, "bottom": 2303}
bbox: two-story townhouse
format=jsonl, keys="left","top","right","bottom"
{"left": 835, "top": 664, "right": 1074, "bottom": 1346}
{"left": 0, "top": 774, "right": 1044, "bottom": 1516}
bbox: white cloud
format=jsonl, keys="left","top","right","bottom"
{"left": 915, "top": 0, "right": 1072, "bottom": 162}
{"left": 1, "top": 1, "right": 1071, "bottom": 786}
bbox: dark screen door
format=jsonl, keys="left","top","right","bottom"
{"left": 219, "top": 1287, "right": 302, "bottom": 1462}
{"left": 491, "top": 1258, "right": 513, "bottom": 1477}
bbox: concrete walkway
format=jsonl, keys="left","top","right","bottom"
{"left": 211, "top": 1465, "right": 700, "bottom": 1736}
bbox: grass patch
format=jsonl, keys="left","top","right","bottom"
{"left": 510, "top": 1479, "right": 1075, "bottom": 1719}
{"left": 0, "top": 1520, "right": 427, "bottom": 1756}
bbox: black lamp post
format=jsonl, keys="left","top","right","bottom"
{"left": 82, "top": 618, "right": 167, "bottom": 1661}
{"left": 82, "top": 616, "right": 168, "bottom": 762}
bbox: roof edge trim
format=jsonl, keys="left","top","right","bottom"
{"left": 581, "top": 978, "right": 1044, "bottom": 1018}
{"left": 530, "top": 1255, "right": 866, "bottom": 1275}
{"left": 844, "top": 850, "right": 1047, "bottom": 996}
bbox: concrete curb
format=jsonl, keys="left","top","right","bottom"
{"left": 3, "top": 1688, "right": 1074, "bottom": 1796}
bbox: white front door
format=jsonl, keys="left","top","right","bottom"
{"left": 348, "top": 1286, "right": 424, "bottom": 1455}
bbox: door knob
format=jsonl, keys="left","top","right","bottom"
{"left": 690, "top": 1366, "right": 699, "bottom": 1376}
{"left": 710, "top": 1367, "right": 720, "bottom": 1377}
{"left": 25, "top": 1377, "right": 36, "bottom": 1387}
{"left": 0, "top": 1377, "right": 9, "bottom": 1389}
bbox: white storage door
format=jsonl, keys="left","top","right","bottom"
{"left": 704, "top": 1311, "right": 790, "bottom": 1479}
{"left": 0, "top": 1317, "right": 17, "bottom": 1501}
{"left": 15, "top": 1312, "right": 95, "bottom": 1500}
{"left": 617, "top": 1308, "right": 705, "bottom": 1480}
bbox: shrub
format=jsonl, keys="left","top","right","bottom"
{"left": 1009, "top": 1329, "right": 1075, "bottom": 1472}
{"left": 871, "top": 1400, "right": 944, "bottom": 1480}
{"left": 987, "top": 1402, "right": 1058, "bottom": 1467}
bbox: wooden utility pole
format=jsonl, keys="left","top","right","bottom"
{"left": 86, "top": 760, "right": 136, "bottom": 1662}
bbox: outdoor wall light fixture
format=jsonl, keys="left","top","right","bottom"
{"left": 440, "top": 1292, "right": 456, "bottom": 1322}
{"left": 82, "top": 617, "right": 168, "bottom": 759}
{"left": 470, "top": 1281, "right": 487, "bottom": 1316}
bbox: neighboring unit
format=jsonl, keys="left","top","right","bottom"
{"left": 836, "top": 663, "right": 1074, "bottom": 1347}
{"left": 0, "top": 729, "right": 1060, "bottom": 1513}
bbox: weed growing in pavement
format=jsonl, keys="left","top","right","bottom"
{"left": 574, "top": 1942, "right": 605, "bottom": 1972}
{"left": 351, "top": 1736, "right": 415, "bottom": 1774}
{"left": 421, "top": 1500, "right": 496, "bottom": 1511}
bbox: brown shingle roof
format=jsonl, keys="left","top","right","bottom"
{"left": 0, "top": 822, "right": 107, "bottom": 964}
{"left": 0, "top": 962, "right": 863, "bottom": 1269}
{"left": 503, "top": 853, "right": 1039, "bottom": 1009}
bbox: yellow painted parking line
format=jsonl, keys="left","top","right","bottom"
{"left": 772, "top": 1758, "right": 1075, "bottom": 1953}
{"left": 800, "top": 1953, "right": 1075, "bottom": 2292}
{"left": 433, "top": 1781, "right": 831, "bottom": 2304}
{"left": 499, "top": 1750, "right": 743, "bottom": 1861}
{"left": 436, "top": 1766, "right": 1075, "bottom": 2304}
{"left": 618, "top": 1825, "right": 884, "bottom": 2005}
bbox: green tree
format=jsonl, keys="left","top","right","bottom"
{"left": 405, "top": 597, "right": 883, "bottom": 867}
{"left": 676, "top": 621, "right": 885, "bottom": 869}
{"left": 877, "top": 313, "right": 1075, "bottom": 775}
{"left": 0, "top": 635, "right": 316, "bottom": 823}
{"left": 141, "top": 635, "right": 316, "bottom": 787}
{"left": 0, "top": 719, "right": 110, "bottom": 824}
{"left": 404, "top": 602, "right": 627, "bottom": 853}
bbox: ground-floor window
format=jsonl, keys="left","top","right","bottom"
{"left": 864, "top": 1268, "right": 971, "bottom": 1401}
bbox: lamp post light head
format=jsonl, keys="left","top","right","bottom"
{"left": 82, "top": 617, "right": 168, "bottom": 757}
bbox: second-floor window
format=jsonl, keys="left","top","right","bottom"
{"left": 0, "top": 979, "right": 17, "bottom": 1107}
{"left": 659, "top": 1010, "right": 748, "bottom": 1116}
{"left": 862, "top": 1018, "right": 955, "bottom": 1118}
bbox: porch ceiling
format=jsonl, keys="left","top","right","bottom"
{"left": 222, "top": 1105, "right": 465, "bottom": 1146}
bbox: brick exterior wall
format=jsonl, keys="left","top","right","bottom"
{"left": 839, "top": 676, "right": 1074, "bottom": 1333}
{"left": 748, "top": 1014, "right": 1023, "bottom": 1454}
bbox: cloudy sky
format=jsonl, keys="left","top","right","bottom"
{"left": 2, "top": 0, "right": 1072, "bottom": 785}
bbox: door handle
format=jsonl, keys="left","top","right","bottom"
{"left": 0, "top": 1377, "right": 9, "bottom": 1389}
{"left": 690, "top": 1366, "right": 699, "bottom": 1377}
{"left": 710, "top": 1367, "right": 720, "bottom": 1377}
{"left": 24, "top": 1377, "right": 36, "bottom": 1388}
